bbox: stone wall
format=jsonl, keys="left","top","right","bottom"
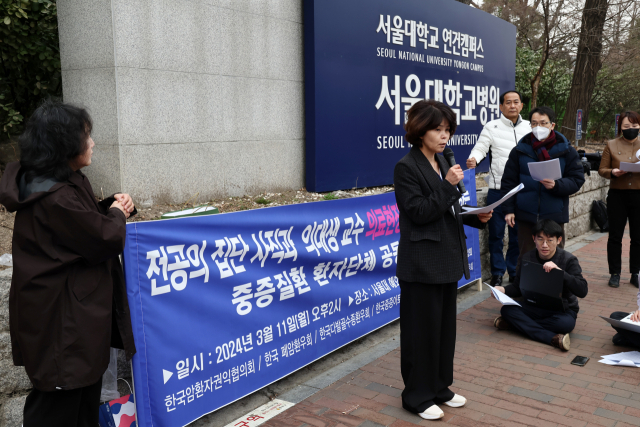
{"left": 477, "top": 173, "right": 610, "bottom": 282}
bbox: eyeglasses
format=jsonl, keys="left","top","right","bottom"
{"left": 531, "top": 122, "right": 551, "bottom": 127}
{"left": 535, "top": 237, "right": 557, "bottom": 245}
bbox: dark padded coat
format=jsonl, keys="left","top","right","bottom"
{"left": 0, "top": 162, "right": 136, "bottom": 391}
{"left": 394, "top": 146, "right": 485, "bottom": 284}
{"left": 500, "top": 131, "right": 585, "bottom": 224}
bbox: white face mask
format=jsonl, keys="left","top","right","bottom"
{"left": 532, "top": 126, "right": 551, "bottom": 141}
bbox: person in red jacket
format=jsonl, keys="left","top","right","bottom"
{"left": 0, "top": 100, "right": 136, "bottom": 427}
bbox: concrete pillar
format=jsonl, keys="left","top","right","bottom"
{"left": 57, "top": 0, "right": 305, "bottom": 204}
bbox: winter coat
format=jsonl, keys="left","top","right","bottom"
{"left": 0, "top": 162, "right": 136, "bottom": 391}
{"left": 468, "top": 114, "right": 531, "bottom": 189}
{"left": 500, "top": 131, "right": 585, "bottom": 224}
{"left": 394, "top": 147, "right": 486, "bottom": 284}
{"left": 598, "top": 137, "right": 640, "bottom": 190}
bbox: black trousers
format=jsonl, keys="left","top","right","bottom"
{"left": 501, "top": 304, "right": 576, "bottom": 345}
{"left": 607, "top": 190, "right": 640, "bottom": 274}
{"left": 23, "top": 377, "right": 102, "bottom": 427}
{"left": 610, "top": 311, "right": 640, "bottom": 348}
{"left": 399, "top": 280, "right": 456, "bottom": 413}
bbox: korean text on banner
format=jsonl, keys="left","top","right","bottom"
{"left": 123, "top": 173, "right": 479, "bottom": 427}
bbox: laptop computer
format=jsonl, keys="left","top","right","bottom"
{"left": 600, "top": 315, "right": 640, "bottom": 334}
{"left": 519, "top": 261, "right": 565, "bottom": 311}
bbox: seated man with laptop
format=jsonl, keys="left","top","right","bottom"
{"left": 493, "top": 219, "right": 588, "bottom": 351}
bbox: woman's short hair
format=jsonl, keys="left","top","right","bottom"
{"left": 404, "top": 100, "right": 457, "bottom": 147}
{"left": 529, "top": 106, "right": 556, "bottom": 124}
{"left": 617, "top": 111, "right": 640, "bottom": 137}
{"left": 19, "top": 100, "right": 93, "bottom": 183}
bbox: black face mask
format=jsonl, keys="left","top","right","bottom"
{"left": 623, "top": 128, "right": 640, "bottom": 140}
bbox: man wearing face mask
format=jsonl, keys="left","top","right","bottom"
{"left": 500, "top": 106, "right": 585, "bottom": 268}
{"left": 598, "top": 111, "right": 640, "bottom": 288}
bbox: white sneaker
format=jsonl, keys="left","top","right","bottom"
{"left": 443, "top": 393, "right": 466, "bottom": 408}
{"left": 419, "top": 404, "right": 444, "bottom": 420}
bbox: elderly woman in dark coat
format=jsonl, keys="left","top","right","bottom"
{"left": 0, "top": 101, "right": 136, "bottom": 427}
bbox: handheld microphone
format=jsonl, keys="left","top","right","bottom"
{"left": 443, "top": 147, "right": 466, "bottom": 194}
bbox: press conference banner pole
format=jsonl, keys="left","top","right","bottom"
{"left": 123, "top": 173, "right": 480, "bottom": 427}
{"left": 304, "top": 0, "right": 516, "bottom": 192}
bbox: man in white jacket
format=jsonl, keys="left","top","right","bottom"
{"left": 467, "top": 91, "right": 530, "bottom": 286}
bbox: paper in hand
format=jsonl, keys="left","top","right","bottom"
{"left": 487, "top": 284, "right": 521, "bottom": 307}
{"left": 528, "top": 158, "right": 562, "bottom": 181}
{"left": 620, "top": 162, "right": 640, "bottom": 173}
{"left": 461, "top": 183, "right": 524, "bottom": 215}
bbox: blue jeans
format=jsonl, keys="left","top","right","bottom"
{"left": 487, "top": 189, "right": 519, "bottom": 277}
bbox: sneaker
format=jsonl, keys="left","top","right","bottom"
{"left": 631, "top": 274, "right": 639, "bottom": 288}
{"left": 551, "top": 333, "right": 570, "bottom": 351}
{"left": 443, "top": 394, "right": 466, "bottom": 408}
{"left": 490, "top": 275, "right": 503, "bottom": 286}
{"left": 419, "top": 404, "right": 444, "bottom": 420}
{"left": 608, "top": 274, "right": 620, "bottom": 288}
{"left": 494, "top": 316, "right": 513, "bottom": 331}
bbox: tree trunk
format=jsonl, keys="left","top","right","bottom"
{"left": 561, "top": 0, "right": 609, "bottom": 143}
{"left": 530, "top": 0, "right": 551, "bottom": 109}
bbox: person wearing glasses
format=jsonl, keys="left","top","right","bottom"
{"left": 500, "top": 106, "right": 585, "bottom": 266}
{"left": 598, "top": 111, "right": 640, "bottom": 288}
{"left": 466, "top": 91, "right": 530, "bottom": 288}
{"left": 492, "top": 220, "right": 588, "bottom": 351}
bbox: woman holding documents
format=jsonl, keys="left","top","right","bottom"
{"left": 500, "top": 106, "right": 585, "bottom": 267}
{"left": 394, "top": 100, "right": 491, "bottom": 421}
{"left": 0, "top": 101, "right": 136, "bottom": 426}
{"left": 598, "top": 111, "right": 640, "bottom": 288}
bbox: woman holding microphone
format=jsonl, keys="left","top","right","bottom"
{"left": 394, "top": 100, "right": 491, "bottom": 420}
{"left": 599, "top": 111, "right": 640, "bottom": 288}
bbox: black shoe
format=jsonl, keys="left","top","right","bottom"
{"left": 490, "top": 275, "right": 503, "bottom": 286}
{"left": 613, "top": 333, "right": 633, "bottom": 347}
{"left": 608, "top": 274, "right": 620, "bottom": 288}
{"left": 508, "top": 275, "right": 516, "bottom": 283}
{"left": 631, "top": 274, "right": 639, "bottom": 288}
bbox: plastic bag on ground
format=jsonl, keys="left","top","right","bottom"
{"left": 100, "top": 348, "right": 120, "bottom": 402}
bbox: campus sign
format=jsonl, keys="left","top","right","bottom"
{"left": 304, "top": 0, "right": 517, "bottom": 192}
{"left": 123, "top": 171, "right": 480, "bottom": 427}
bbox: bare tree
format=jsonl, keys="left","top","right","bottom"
{"left": 561, "top": 0, "right": 610, "bottom": 141}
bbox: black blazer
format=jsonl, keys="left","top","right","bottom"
{"left": 394, "top": 146, "right": 485, "bottom": 284}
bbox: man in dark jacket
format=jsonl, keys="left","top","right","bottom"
{"left": 493, "top": 220, "right": 588, "bottom": 351}
{"left": 500, "top": 106, "right": 585, "bottom": 267}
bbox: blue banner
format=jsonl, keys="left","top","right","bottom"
{"left": 304, "top": 0, "right": 516, "bottom": 192}
{"left": 123, "top": 171, "right": 480, "bottom": 427}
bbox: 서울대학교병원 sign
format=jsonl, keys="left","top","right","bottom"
{"left": 123, "top": 172, "right": 480, "bottom": 427}
{"left": 304, "top": 0, "right": 516, "bottom": 192}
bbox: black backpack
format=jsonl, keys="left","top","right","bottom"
{"left": 592, "top": 200, "right": 609, "bottom": 232}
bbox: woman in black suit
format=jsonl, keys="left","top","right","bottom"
{"left": 394, "top": 100, "right": 491, "bottom": 420}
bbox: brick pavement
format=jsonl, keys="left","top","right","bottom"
{"left": 263, "top": 234, "right": 640, "bottom": 427}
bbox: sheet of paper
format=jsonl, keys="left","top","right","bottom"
{"left": 598, "top": 359, "right": 640, "bottom": 368}
{"left": 528, "top": 158, "right": 562, "bottom": 181}
{"left": 461, "top": 183, "right": 524, "bottom": 215}
{"left": 620, "top": 162, "right": 640, "bottom": 172}
{"left": 620, "top": 313, "right": 640, "bottom": 326}
{"left": 486, "top": 284, "right": 521, "bottom": 307}
{"left": 601, "top": 351, "right": 640, "bottom": 364}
